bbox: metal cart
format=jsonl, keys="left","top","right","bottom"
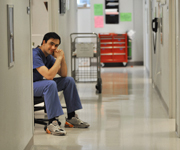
{"left": 70, "top": 33, "right": 102, "bottom": 93}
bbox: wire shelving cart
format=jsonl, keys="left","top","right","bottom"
{"left": 70, "top": 33, "right": 102, "bottom": 93}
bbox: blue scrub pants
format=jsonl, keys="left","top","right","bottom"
{"left": 33, "top": 77, "right": 82, "bottom": 119}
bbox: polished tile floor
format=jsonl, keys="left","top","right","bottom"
{"left": 32, "top": 66, "right": 180, "bottom": 150}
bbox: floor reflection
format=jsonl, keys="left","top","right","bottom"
{"left": 101, "top": 72, "right": 129, "bottom": 95}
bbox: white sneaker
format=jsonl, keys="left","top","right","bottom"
{"left": 65, "top": 114, "right": 90, "bottom": 128}
{"left": 46, "top": 120, "right": 67, "bottom": 136}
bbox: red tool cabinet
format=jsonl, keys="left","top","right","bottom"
{"left": 99, "top": 33, "right": 128, "bottom": 65}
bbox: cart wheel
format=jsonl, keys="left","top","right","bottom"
{"left": 96, "top": 78, "right": 102, "bottom": 93}
{"left": 122, "top": 62, "right": 127, "bottom": 67}
{"left": 98, "top": 83, "right": 102, "bottom": 93}
{"left": 101, "top": 63, "right": 105, "bottom": 67}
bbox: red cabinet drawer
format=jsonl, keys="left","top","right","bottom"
{"left": 101, "top": 48, "right": 112, "bottom": 53}
{"left": 113, "top": 42, "right": 126, "bottom": 47}
{"left": 100, "top": 38, "right": 112, "bottom": 42}
{"left": 113, "top": 54, "right": 127, "bottom": 62}
{"left": 99, "top": 34, "right": 113, "bottom": 38}
{"left": 113, "top": 38, "right": 125, "bottom": 42}
{"left": 112, "top": 48, "right": 126, "bottom": 53}
{"left": 100, "top": 42, "right": 112, "bottom": 47}
{"left": 101, "top": 54, "right": 113, "bottom": 62}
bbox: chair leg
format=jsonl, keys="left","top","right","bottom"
{"left": 44, "top": 102, "right": 47, "bottom": 113}
{"left": 34, "top": 118, "right": 49, "bottom": 126}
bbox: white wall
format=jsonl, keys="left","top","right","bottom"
{"left": 0, "top": 0, "right": 33, "bottom": 149}
{"left": 132, "top": 0, "right": 144, "bottom": 62}
{"left": 58, "top": 0, "right": 78, "bottom": 76}
{"left": 153, "top": 0, "right": 170, "bottom": 110}
{"left": 144, "top": 0, "right": 153, "bottom": 78}
{"left": 144, "top": 0, "right": 171, "bottom": 113}
{"left": 78, "top": 8, "right": 91, "bottom": 32}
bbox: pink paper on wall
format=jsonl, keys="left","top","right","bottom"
{"left": 94, "top": 16, "right": 104, "bottom": 28}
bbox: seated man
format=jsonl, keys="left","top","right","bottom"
{"left": 33, "top": 32, "right": 89, "bottom": 136}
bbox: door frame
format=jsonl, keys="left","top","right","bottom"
{"left": 175, "top": 0, "right": 180, "bottom": 137}
{"left": 168, "top": 0, "right": 176, "bottom": 119}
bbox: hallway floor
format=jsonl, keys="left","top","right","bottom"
{"left": 32, "top": 66, "right": 180, "bottom": 150}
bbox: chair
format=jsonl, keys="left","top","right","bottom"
{"left": 34, "top": 96, "right": 66, "bottom": 126}
{"left": 34, "top": 96, "right": 49, "bottom": 125}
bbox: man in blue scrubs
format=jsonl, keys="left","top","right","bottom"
{"left": 33, "top": 32, "right": 89, "bottom": 136}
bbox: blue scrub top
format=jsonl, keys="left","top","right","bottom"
{"left": 33, "top": 47, "right": 55, "bottom": 82}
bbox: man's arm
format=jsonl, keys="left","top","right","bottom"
{"left": 36, "top": 57, "right": 63, "bottom": 80}
{"left": 57, "top": 57, "right": 67, "bottom": 77}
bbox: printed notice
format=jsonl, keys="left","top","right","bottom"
{"left": 94, "top": 16, "right": 104, "bottom": 28}
{"left": 76, "top": 43, "right": 94, "bottom": 57}
{"left": 120, "top": 13, "right": 132, "bottom": 22}
{"left": 94, "top": 4, "right": 103, "bottom": 16}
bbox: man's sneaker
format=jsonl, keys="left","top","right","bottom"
{"left": 65, "top": 114, "right": 90, "bottom": 128}
{"left": 46, "top": 120, "right": 67, "bottom": 136}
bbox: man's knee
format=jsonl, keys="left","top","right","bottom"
{"left": 65, "top": 77, "right": 75, "bottom": 84}
{"left": 47, "top": 80, "right": 57, "bottom": 90}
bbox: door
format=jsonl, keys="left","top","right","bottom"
{"left": 0, "top": 0, "right": 33, "bottom": 149}
{"left": 175, "top": 0, "right": 180, "bottom": 137}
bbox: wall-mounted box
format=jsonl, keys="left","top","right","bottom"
{"left": 105, "top": 0, "right": 119, "bottom": 24}
{"left": 106, "top": 15, "right": 119, "bottom": 24}
{"left": 59, "top": 0, "right": 66, "bottom": 14}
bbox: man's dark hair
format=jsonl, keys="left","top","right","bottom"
{"left": 41, "top": 32, "right": 61, "bottom": 45}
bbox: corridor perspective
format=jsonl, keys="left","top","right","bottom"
{"left": 32, "top": 66, "right": 180, "bottom": 150}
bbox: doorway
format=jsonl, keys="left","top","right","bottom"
{"left": 31, "top": 0, "right": 50, "bottom": 48}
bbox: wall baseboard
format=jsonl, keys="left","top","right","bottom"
{"left": 127, "top": 61, "right": 144, "bottom": 66}
{"left": 153, "top": 81, "right": 169, "bottom": 115}
{"left": 99, "top": 61, "right": 144, "bottom": 67}
{"left": 24, "top": 136, "right": 34, "bottom": 150}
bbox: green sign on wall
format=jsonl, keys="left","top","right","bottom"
{"left": 94, "top": 4, "right": 103, "bottom": 16}
{"left": 120, "top": 13, "right": 132, "bottom": 22}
